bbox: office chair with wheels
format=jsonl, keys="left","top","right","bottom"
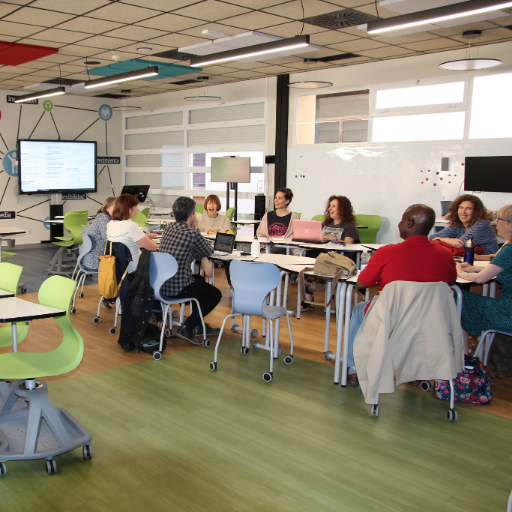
{"left": 225, "top": 207, "right": 237, "bottom": 234}
{"left": 0, "top": 262, "right": 28, "bottom": 348}
{"left": 355, "top": 214, "right": 381, "bottom": 244}
{"left": 70, "top": 231, "right": 97, "bottom": 314}
{"left": 0, "top": 275, "right": 92, "bottom": 476}
{"left": 294, "top": 212, "right": 302, "bottom": 219}
{"left": 149, "top": 252, "right": 211, "bottom": 360}
{"left": 312, "top": 215, "right": 325, "bottom": 222}
{"left": 196, "top": 203, "right": 204, "bottom": 215}
{"left": 210, "top": 260, "right": 294, "bottom": 382}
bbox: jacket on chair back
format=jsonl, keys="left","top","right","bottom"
{"left": 353, "top": 281, "right": 464, "bottom": 405}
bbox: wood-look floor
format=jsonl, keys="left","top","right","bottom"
{"left": 3, "top": 266, "right": 512, "bottom": 420}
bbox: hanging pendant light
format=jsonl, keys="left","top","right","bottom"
{"left": 439, "top": 30, "right": 502, "bottom": 71}
{"left": 185, "top": 76, "right": 221, "bottom": 101}
{"left": 288, "top": 59, "right": 332, "bottom": 89}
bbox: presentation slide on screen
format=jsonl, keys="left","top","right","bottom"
{"left": 20, "top": 141, "right": 96, "bottom": 192}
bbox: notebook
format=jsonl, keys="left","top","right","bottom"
{"left": 292, "top": 219, "right": 327, "bottom": 244}
{"left": 212, "top": 232, "right": 236, "bottom": 256}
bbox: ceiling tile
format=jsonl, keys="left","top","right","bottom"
{"left": 0, "top": 36, "right": 17, "bottom": 43}
{"left": 146, "top": 33, "right": 208, "bottom": 48}
{"left": 221, "top": 0, "right": 286, "bottom": 7}
{"left": 449, "top": 27, "right": 512, "bottom": 44}
{"left": 172, "top": 1, "right": 250, "bottom": 22}
{"left": 178, "top": 23, "right": 242, "bottom": 38}
{"left": 0, "top": 21, "right": 46, "bottom": 37}
{"left": 328, "top": 38, "right": 385, "bottom": 52}
{"left": 309, "top": 30, "right": 359, "bottom": 46}
{"left": 261, "top": 21, "right": 327, "bottom": 37}
{"left": 87, "top": 2, "right": 160, "bottom": 24}
{"left": 15, "top": 38, "right": 65, "bottom": 48}
{"left": 370, "top": 32, "right": 439, "bottom": 45}
{"left": 0, "top": 0, "right": 33, "bottom": 5}
{"left": 3, "top": 7, "right": 76, "bottom": 26}
{"left": 491, "top": 14, "right": 512, "bottom": 26}
{"left": 300, "top": 47, "right": 347, "bottom": 59}
{"left": 0, "top": 3, "right": 22, "bottom": 16}
{"left": 7, "top": 59, "right": 56, "bottom": 69}
{"left": 251, "top": 64, "right": 294, "bottom": 74}
{"left": 428, "top": 21, "right": 497, "bottom": 37}
{"left": 56, "top": 45, "right": 104, "bottom": 57}
{"left": 221, "top": 11, "right": 288, "bottom": 30}
{"left": 27, "top": 1, "right": 110, "bottom": 15}
{"left": 58, "top": 63, "right": 87, "bottom": 72}
{"left": 264, "top": 0, "right": 338, "bottom": 20}
{"left": 137, "top": 13, "right": 202, "bottom": 31}
{"left": 196, "top": 64, "right": 236, "bottom": 74}
{"left": 223, "top": 69, "right": 267, "bottom": 79}
{"left": 357, "top": 46, "right": 416, "bottom": 59}
{"left": 88, "top": 50, "right": 143, "bottom": 62}
{"left": 53, "top": 17, "right": 125, "bottom": 35}
{"left": 116, "top": 44, "right": 173, "bottom": 56}
{"left": 259, "top": 55, "right": 303, "bottom": 65}
{"left": 400, "top": 38, "right": 465, "bottom": 52}
{"left": 220, "top": 60, "right": 269, "bottom": 69}
{"left": 29, "top": 28, "right": 92, "bottom": 44}
{"left": 120, "top": 0, "right": 187, "bottom": 11}
{"left": 320, "top": 0, "right": 374, "bottom": 7}
{"left": 106, "top": 25, "right": 168, "bottom": 41}
{"left": 77, "top": 35, "right": 132, "bottom": 50}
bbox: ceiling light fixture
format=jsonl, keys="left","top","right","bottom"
{"left": 15, "top": 86, "right": 66, "bottom": 103}
{"left": 84, "top": 67, "right": 159, "bottom": 89}
{"left": 190, "top": 35, "right": 312, "bottom": 67}
{"left": 184, "top": 76, "right": 221, "bottom": 101}
{"left": 288, "top": 59, "right": 333, "bottom": 89}
{"left": 137, "top": 47, "right": 152, "bottom": 52}
{"left": 112, "top": 105, "right": 142, "bottom": 111}
{"left": 439, "top": 30, "right": 502, "bottom": 71}
{"left": 367, "top": 0, "right": 512, "bottom": 35}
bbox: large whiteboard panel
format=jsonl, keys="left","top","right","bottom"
{"left": 288, "top": 140, "right": 512, "bottom": 243}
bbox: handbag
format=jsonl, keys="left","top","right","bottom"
{"left": 430, "top": 239, "right": 485, "bottom": 256}
{"left": 98, "top": 241, "right": 128, "bottom": 300}
{"left": 434, "top": 354, "right": 492, "bottom": 404}
{"left": 298, "top": 252, "right": 357, "bottom": 307}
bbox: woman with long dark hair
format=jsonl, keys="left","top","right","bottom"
{"left": 321, "top": 195, "right": 359, "bottom": 244}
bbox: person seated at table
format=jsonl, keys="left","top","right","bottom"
{"left": 196, "top": 194, "right": 232, "bottom": 234}
{"left": 456, "top": 205, "right": 512, "bottom": 354}
{"left": 107, "top": 194, "right": 157, "bottom": 303}
{"left": 83, "top": 196, "right": 116, "bottom": 271}
{"left": 429, "top": 194, "right": 498, "bottom": 255}
{"left": 257, "top": 188, "right": 298, "bottom": 239}
{"left": 159, "top": 196, "right": 222, "bottom": 344}
{"left": 345, "top": 204, "right": 457, "bottom": 387}
{"left": 322, "top": 195, "right": 359, "bottom": 243}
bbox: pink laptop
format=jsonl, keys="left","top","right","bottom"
{"left": 292, "top": 219, "right": 327, "bottom": 243}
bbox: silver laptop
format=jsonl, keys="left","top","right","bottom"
{"left": 212, "top": 232, "right": 236, "bottom": 256}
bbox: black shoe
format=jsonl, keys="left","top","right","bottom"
{"left": 176, "top": 325, "right": 202, "bottom": 345}
{"left": 193, "top": 323, "right": 220, "bottom": 337}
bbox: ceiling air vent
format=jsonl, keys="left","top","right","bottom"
{"left": 94, "top": 93, "right": 129, "bottom": 99}
{"left": 42, "top": 78, "right": 83, "bottom": 86}
{"left": 171, "top": 79, "right": 201, "bottom": 86}
{"left": 153, "top": 50, "right": 196, "bottom": 61}
{"left": 304, "top": 9, "right": 378, "bottom": 30}
{"left": 306, "top": 53, "right": 361, "bottom": 63}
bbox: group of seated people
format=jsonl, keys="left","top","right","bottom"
{"left": 83, "top": 189, "right": 511, "bottom": 389}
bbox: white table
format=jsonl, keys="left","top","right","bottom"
{"left": 0, "top": 289, "right": 14, "bottom": 298}
{"left": 231, "top": 220, "right": 261, "bottom": 225}
{"left": 0, "top": 228, "right": 26, "bottom": 263}
{"left": 361, "top": 244, "right": 388, "bottom": 252}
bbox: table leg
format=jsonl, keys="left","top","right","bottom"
{"left": 341, "top": 284, "right": 355, "bottom": 387}
{"left": 334, "top": 282, "right": 347, "bottom": 384}
{"left": 323, "top": 281, "right": 332, "bottom": 353}
{"left": 11, "top": 322, "right": 18, "bottom": 352}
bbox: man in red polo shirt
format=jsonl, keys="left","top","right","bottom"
{"left": 346, "top": 204, "right": 457, "bottom": 387}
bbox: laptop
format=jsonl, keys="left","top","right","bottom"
{"left": 212, "top": 232, "right": 236, "bottom": 256}
{"left": 292, "top": 219, "right": 327, "bottom": 244}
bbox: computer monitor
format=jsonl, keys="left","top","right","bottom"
{"left": 121, "top": 185, "right": 150, "bottom": 203}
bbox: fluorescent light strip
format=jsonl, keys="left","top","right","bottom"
{"left": 84, "top": 67, "right": 159, "bottom": 89}
{"left": 367, "top": 0, "right": 512, "bottom": 34}
{"left": 14, "top": 87, "right": 66, "bottom": 103}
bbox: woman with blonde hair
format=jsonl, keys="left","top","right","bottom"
{"left": 456, "top": 204, "right": 512, "bottom": 353}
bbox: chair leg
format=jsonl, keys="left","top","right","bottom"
{"left": 160, "top": 303, "right": 171, "bottom": 352}
{"left": 284, "top": 312, "right": 294, "bottom": 360}
{"left": 447, "top": 379, "right": 457, "bottom": 421}
{"left": 263, "top": 319, "right": 274, "bottom": 382}
{"left": 371, "top": 394, "right": 380, "bottom": 417}
{"left": 213, "top": 314, "right": 238, "bottom": 364}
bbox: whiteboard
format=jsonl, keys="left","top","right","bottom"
{"left": 288, "top": 140, "right": 512, "bottom": 243}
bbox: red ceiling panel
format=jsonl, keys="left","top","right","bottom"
{"left": 0, "top": 41, "right": 58, "bottom": 66}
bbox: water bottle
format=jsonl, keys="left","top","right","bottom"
{"left": 360, "top": 251, "right": 370, "bottom": 270}
{"left": 251, "top": 239, "right": 260, "bottom": 258}
{"left": 464, "top": 235, "right": 475, "bottom": 265}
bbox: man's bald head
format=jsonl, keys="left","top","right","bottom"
{"left": 398, "top": 204, "right": 436, "bottom": 239}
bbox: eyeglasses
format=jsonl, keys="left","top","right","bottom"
{"left": 497, "top": 217, "right": 509, "bottom": 223}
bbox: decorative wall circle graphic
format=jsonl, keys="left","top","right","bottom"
{"left": 3, "top": 150, "right": 18, "bottom": 177}
{"left": 44, "top": 217, "right": 51, "bottom": 230}
{"left": 43, "top": 100, "right": 53, "bottom": 112}
{"left": 99, "top": 104, "right": 112, "bottom": 121}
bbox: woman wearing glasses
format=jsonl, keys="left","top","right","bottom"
{"left": 456, "top": 205, "right": 512, "bottom": 354}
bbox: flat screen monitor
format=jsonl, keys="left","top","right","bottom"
{"left": 121, "top": 185, "right": 150, "bottom": 203}
{"left": 464, "top": 156, "right": 512, "bottom": 193}
{"left": 18, "top": 139, "right": 97, "bottom": 194}
{"left": 211, "top": 157, "right": 250, "bottom": 183}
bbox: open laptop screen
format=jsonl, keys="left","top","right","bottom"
{"left": 214, "top": 232, "right": 235, "bottom": 253}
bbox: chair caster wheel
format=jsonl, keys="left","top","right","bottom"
{"left": 250, "top": 329, "right": 258, "bottom": 338}
{"left": 277, "top": 347, "right": 282, "bottom": 356}
{"left": 0, "top": 462, "right": 6, "bottom": 476}
{"left": 109, "top": 327, "right": 117, "bottom": 335}
{"left": 83, "top": 444, "right": 93, "bottom": 460}
{"left": 78, "top": 292, "right": 84, "bottom": 299}
{"left": 253, "top": 342, "right": 259, "bottom": 350}
{"left": 153, "top": 351, "right": 162, "bottom": 361}
{"left": 292, "top": 309, "right": 297, "bottom": 317}
{"left": 284, "top": 355, "right": 293, "bottom": 365}
{"left": 371, "top": 405, "right": 380, "bottom": 417}
{"left": 20, "top": 288, "right": 27, "bottom": 294}
{"left": 210, "top": 361, "right": 218, "bottom": 371}
{"left": 45, "top": 459, "right": 57, "bottom": 475}
{"left": 172, "top": 310, "right": 179, "bottom": 318}
{"left": 324, "top": 350, "right": 333, "bottom": 361}
{"left": 421, "top": 381, "right": 432, "bottom": 392}
{"left": 47, "top": 272, "right": 53, "bottom": 277}
{"left": 165, "top": 328, "right": 172, "bottom": 337}
{"left": 231, "top": 324, "right": 239, "bottom": 333}
{"left": 263, "top": 372, "right": 273, "bottom": 382}
{"left": 203, "top": 339, "right": 211, "bottom": 347}
{"left": 241, "top": 346, "right": 250, "bottom": 355}
{"left": 447, "top": 409, "right": 458, "bottom": 422}
{"left": 93, "top": 317, "right": 100, "bottom": 324}
{"left": 70, "top": 307, "right": 76, "bottom": 315}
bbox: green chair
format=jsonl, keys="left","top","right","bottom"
{"left": 1, "top": 251, "right": 15, "bottom": 259}
{"left": 0, "top": 276, "right": 92, "bottom": 476}
{"left": 226, "top": 207, "right": 237, "bottom": 234}
{"left": 294, "top": 212, "right": 302, "bottom": 219}
{"left": 312, "top": 215, "right": 325, "bottom": 222}
{"left": 0, "top": 262, "right": 28, "bottom": 348}
{"left": 134, "top": 207, "right": 151, "bottom": 229}
{"left": 355, "top": 214, "right": 381, "bottom": 244}
{"left": 196, "top": 203, "right": 204, "bottom": 214}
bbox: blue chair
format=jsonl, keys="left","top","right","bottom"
{"left": 70, "top": 229, "right": 97, "bottom": 314}
{"left": 149, "top": 252, "right": 211, "bottom": 360}
{"left": 210, "top": 260, "right": 294, "bottom": 382}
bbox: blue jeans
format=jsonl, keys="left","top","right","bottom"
{"left": 347, "top": 300, "right": 371, "bottom": 370}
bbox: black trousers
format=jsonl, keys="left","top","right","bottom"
{"left": 173, "top": 275, "right": 222, "bottom": 329}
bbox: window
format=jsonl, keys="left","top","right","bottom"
{"left": 297, "top": 90, "right": 369, "bottom": 144}
{"left": 469, "top": 72, "right": 512, "bottom": 140}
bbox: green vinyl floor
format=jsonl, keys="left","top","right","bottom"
{"left": 1, "top": 343, "right": 511, "bottom": 512}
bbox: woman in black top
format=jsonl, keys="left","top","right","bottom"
{"left": 322, "top": 195, "right": 359, "bottom": 244}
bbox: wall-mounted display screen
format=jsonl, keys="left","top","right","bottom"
{"left": 18, "top": 139, "right": 97, "bottom": 194}
{"left": 464, "top": 156, "right": 512, "bottom": 193}
{"left": 210, "top": 157, "right": 250, "bottom": 183}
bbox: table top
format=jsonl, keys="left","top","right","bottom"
{"left": 0, "top": 227, "right": 26, "bottom": 236}
{"left": 361, "top": 244, "right": 388, "bottom": 251}
{"left": 0, "top": 288, "right": 14, "bottom": 298}
{"left": 231, "top": 220, "right": 261, "bottom": 225}
{"left": 147, "top": 218, "right": 175, "bottom": 224}
{"left": 0, "top": 297, "right": 65, "bottom": 323}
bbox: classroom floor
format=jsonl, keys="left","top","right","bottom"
{"left": 1, "top": 247, "right": 512, "bottom": 511}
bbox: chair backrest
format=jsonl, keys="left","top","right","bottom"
{"left": 63, "top": 210, "right": 89, "bottom": 245}
{"left": 133, "top": 212, "right": 148, "bottom": 228}
{"left": 230, "top": 261, "right": 281, "bottom": 316}
{"left": 0, "top": 262, "right": 23, "bottom": 296}
{"left": 294, "top": 212, "right": 302, "bottom": 219}
{"left": 196, "top": 203, "right": 204, "bottom": 214}
{"left": 312, "top": 214, "right": 325, "bottom": 222}
{"left": 149, "top": 252, "right": 179, "bottom": 301}
{"left": 38, "top": 275, "right": 84, "bottom": 374}
{"left": 77, "top": 231, "right": 94, "bottom": 270}
{"left": 355, "top": 214, "right": 381, "bottom": 244}
{"left": 140, "top": 207, "right": 150, "bottom": 218}
{"left": 226, "top": 207, "right": 236, "bottom": 221}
